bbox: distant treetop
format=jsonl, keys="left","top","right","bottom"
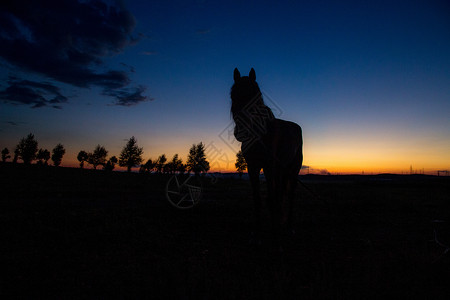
{"left": 119, "top": 136, "right": 144, "bottom": 172}
{"left": 186, "top": 142, "right": 210, "bottom": 175}
{"left": 16, "top": 133, "right": 38, "bottom": 164}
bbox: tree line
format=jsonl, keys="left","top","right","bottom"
{"left": 1, "top": 133, "right": 65, "bottom": 167}
{"left": 2, "top": 134, "right": 248, "bottom": 176}
{"left": 77, "top": 137, "right": 213, "bottom": 175}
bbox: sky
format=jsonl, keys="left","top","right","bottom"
{"left": 1, "top": 0, "right": 449, "bottom": 174}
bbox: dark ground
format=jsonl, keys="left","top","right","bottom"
{"left": 1, "top": 163, "right": 449, "bottom": 299}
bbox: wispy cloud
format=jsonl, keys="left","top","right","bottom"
{"left": 103, "top": 85, "right": 152, "bottom": 107}
{"left": 5, "top": 121, "right": 26, "bottom": 126}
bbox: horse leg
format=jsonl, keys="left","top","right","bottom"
{"left": 278, "top": 171, "right": 296, "bottom": 238}
{"left": 248, "top": 164, "right": 262, "bottom": 245}
{"left": 286, "top": 176, "right": 298, "bottom": 235}
{"left": 267, "top": 168, "right": 283, "bottom": 251}
{"left": 287, "top": 149, "right": 302, "bottom": 235}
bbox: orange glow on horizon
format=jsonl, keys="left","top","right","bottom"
{"left": 59, "top": 145, "right": 449, "bottom": 175}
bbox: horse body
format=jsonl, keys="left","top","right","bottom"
{"left": 231, "top": 68, "right": 303, "bottom": 245}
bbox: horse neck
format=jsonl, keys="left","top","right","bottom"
{"left": 233, "top": 100, "right": 275, "bottom": 143}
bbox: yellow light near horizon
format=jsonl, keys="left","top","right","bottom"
{"left": 59, "top": 132, "right": 450, "bottom": 175}
{"left": 305, "top": 144, "right": 449, "bottom": 174}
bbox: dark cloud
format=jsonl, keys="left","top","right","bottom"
{"left": 196, "top": 28, "right": 212, "bottom": 35}
{"left": 141, "top": 51, "right": 158, "bottom": 56}
{"left": 0, "top": 0, "right": 148, "bottom": 107}
{"left": 103, "top": 85, "right": 152, "bottom": 107}
{"left": 5, "top": 121, "right": 26, "bottom": 126}
{"left": 301, "top": 165, "right": 331, "bottom": 175}
{"left": 0, "top": 77, "right": 68, "bottom": 108}
{"left": 120, "top": 62, "right": 135, "bottom": 73}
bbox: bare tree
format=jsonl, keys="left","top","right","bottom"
{"left": 119, "top": 136, "right": 143, "bottom": 172}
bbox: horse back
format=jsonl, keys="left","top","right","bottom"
{"left": 266, "top": 118, "right": 303, "bottom": 169}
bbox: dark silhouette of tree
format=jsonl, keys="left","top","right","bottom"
{"left": 119, "top": 136, "right": 143, "bottom": 172}
{"left": 16, "top": 133, "right": 38, "bottom": 164}
{"left": 77, "top": 150, "right": 88, "bottom": 168}
{"left": 164, "top": 161, "right": 172, "bottom": 174}
{"left": 166, "top": 154, "right": 183, "bottom": 174}
{"left": 51, "top": 143, "right": 66, "bottom": 167}
{"left": 179, "top": 164, "right": 186, "bottom": 174}
{"left": 235, "top": 150, "right": 247, "bottom": 179}
{"left": 155, "top": 154, "right": 167, "bottom": 174}
{"left": 171, "top": 154, "right": 186, "bottom": 174}
{"left": 36, "top": 148, "right": 50, "bottom": 165}
{"left": 104, "top": 156, "right": 118, "bottom": 171}
{"left": 13, "top": 147, "right": 19, "bottom": 164}
{"left": 1, "top": 148, "right": 10, "bottom": 162}
{"left": 140, "top": 158, "right": 155, "bottom": 173}
{"left": 186, "top": 142, "right": 210, "bottom": 176}
{"left": 88, "top": 145, "right": 108, "bottom": 170}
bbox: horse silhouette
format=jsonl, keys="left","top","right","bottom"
{"left": 231, "top": 68, "right": 303, "bottom": 248}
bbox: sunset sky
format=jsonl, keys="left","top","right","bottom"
{"left": 1, "top": 0, "right": 449, "bottom": 174}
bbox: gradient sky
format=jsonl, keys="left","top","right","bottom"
{"left": 1, "top": 0, "right": 449, "bottom": 174}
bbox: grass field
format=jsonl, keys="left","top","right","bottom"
{"left": 1, "top": 164, "right": 449, "bottom": 299}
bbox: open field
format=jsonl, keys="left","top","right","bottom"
{"left": 1, "top": 164, "right": 449, "bottom": 298}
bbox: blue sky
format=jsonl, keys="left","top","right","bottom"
{"left": 1, "top": 0, "right": 449, "bottom": 173}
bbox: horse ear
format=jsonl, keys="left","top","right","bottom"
{"left": 234, "top": 68, "right": 241, "bottom": 82}
{"left": 249, "top": 68, "right": 256, "bottom": 81}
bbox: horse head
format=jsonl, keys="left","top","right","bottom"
{"left": 230, "top": 68, "right": 265, "bottom": 117}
